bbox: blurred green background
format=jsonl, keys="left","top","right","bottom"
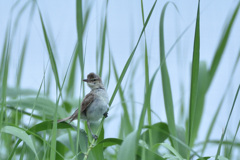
{"left": 0, "top": 0, "right": 240, "bottom": 159}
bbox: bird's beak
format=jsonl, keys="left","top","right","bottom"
{"left": 83, "top": 79, "right": 88, "bottom": 82}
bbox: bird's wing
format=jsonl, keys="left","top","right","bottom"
{"left": 81, "top": 92, "right": 95, "bottom": 113}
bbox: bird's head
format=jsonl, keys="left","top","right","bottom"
{"left": 83, "top": 72, "right": 104, "bottom": 89}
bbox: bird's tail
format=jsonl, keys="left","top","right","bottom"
{"left": 57, "top": 116, "right": 71, "bottom": 123}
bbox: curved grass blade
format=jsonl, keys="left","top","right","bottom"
{"left": 1, "top": 126, "right": 39, "bottom": 160}
{"left": 38, "top": 9, "right": 61, "bottom": 91}
{"left": 6, "top": 123, "right": 68, "bottom": 160}
{"left": 159, "top": 1, "right": 179, "bottom": 152}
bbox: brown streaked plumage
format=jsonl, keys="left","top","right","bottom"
{"left": 58, "top": 72, "right": 109, "bottom": 139}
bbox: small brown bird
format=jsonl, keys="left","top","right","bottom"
{"left": 58, "top": 72, "right": 109, "bottom": 139}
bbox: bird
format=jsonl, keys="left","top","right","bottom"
{"left": 58, "top": 72, "right": 109, "bottom": 140}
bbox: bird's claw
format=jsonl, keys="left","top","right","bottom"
{"left": 103, "top": 112, "right": 108, "bottom": 118}
{"left": 92, "top": 134, "right": 98, "bottom": 140}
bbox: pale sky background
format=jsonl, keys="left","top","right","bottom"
{"left": 1, "top": 0, "right": 240, "bottom": 158}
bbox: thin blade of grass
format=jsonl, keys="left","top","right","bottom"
{"left": 0, "top": 20, "right": 11, "bottom": 130}
{"left": 215, "top": 85, "right": 240, "bottom": 159}
{"left": 202, "top": 49, "right": 240, "bottom": 154}
{"left": 207, "top": 1, "right": 240, "bottom": 88}
{"left": 228, "top": 120, "right": 240, "bottom": 158}
{"left": 66, "top": 43, "right": 78, "bottom": 97}
{"left": 38, "top": 9, "right": 61, "bottom": 91}
{"left": 141, "top": 0, "right": 153, "bottom": 149}
{"left": 188, "top": 0, "right": 200, "bottom": 148}
{"left": 109, "top": 0, "right": 157, "bottom": 106}
{"left": 98, "top": 13, "right": 107, "bottom": 77}
{"left": 76, "top": 0, "right": 85, "bottom": 96}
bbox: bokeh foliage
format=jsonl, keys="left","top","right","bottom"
{"left": 1, "top": 0, "right": 240, "bottom": 160}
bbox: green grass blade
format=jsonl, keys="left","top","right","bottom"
{"left": 112, "top": 57, "right": 133, "bottom": 135}
{"left": 215, "top": 85, "right": 240, "bottom": 159}
{"left": 66, "top": 43, "right": 78, "bottom": 97}
{"left": 38, "top": 9, "right": 61, "bottom": 91}
{"left": 98, "top": 15, "right": 107, "bottom": 77}
{"left": 76, "top": 0, "right": 85, "bottom": 97}
{"left": 0, "top": 21, "right": 11, "bottom": 130}
{"left": 109, "top": 0, "right": 157, "bottom": 106}
{"left": 159, "top": 2, "right": 179, "bottom": 151}
{"left": 202, "top": 50, "right": 240, "bottom": 154}
{"left": 208, "top": 1, "right": 240, "bottom": 88}
{"left": 188, "top": 0, "right": 200, "bottom": 148}
{"left": 141, "top": 0, "right": 152, "bottom": 148}
{"left": 228, "top": 120, "right": 240, "bottom": 158}
{"left": 137, "top": 69, "right": 158, "bottom": 138}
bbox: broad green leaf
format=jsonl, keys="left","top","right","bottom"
{"left": 6, "top": 97, "right": 65, "bottom": 117}
{"left": 29, "top": 121, "right": 73, "bottom": 133}
{"left": 88, "top": 143, "right": 104, "bottom": 160}
{"left": 97, "top": 138, "right": 123, "bottom": 148}
{"left": 196, "top": 157, "right": 211, "bottom": 160}
{"left": 57, "top": 130, "right": 87, "bottom": 159}
{"left": 141, "top": 122, "right": 169, "bottom": 147}
{"left": 0, "top": 87, "right": 37, "bottom": 98}
{"left": 161, "top": 143, "right": 183, "bottom": 160}
{"left": 137, "top": 145, "right": 165, "bottom": 160}
{"left": 1, "top": 126, "right": 39, "bottom": 160}
{"left": 117, "top": 130, "right": 138, "bottom": 160}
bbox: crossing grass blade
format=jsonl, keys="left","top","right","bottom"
{"left": 215, "top": 85, "right": 240, "bottom": 159}
{"left": 109, "top": 0, "right": 157, "bottom": 106}
{"left": 112, "top": 57, "right": 133, "bottom": 135}
{"left": 38, "top": 7, "right": 62, "bottom": 159}
{"left": 202, "top": 50, "right": 240, "bottom": 154}
{"left": 141, "top": 0, "right": 153, "bottom": 148}
{"left": 227, "top": 120, "right": 240, "bottom": 158}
